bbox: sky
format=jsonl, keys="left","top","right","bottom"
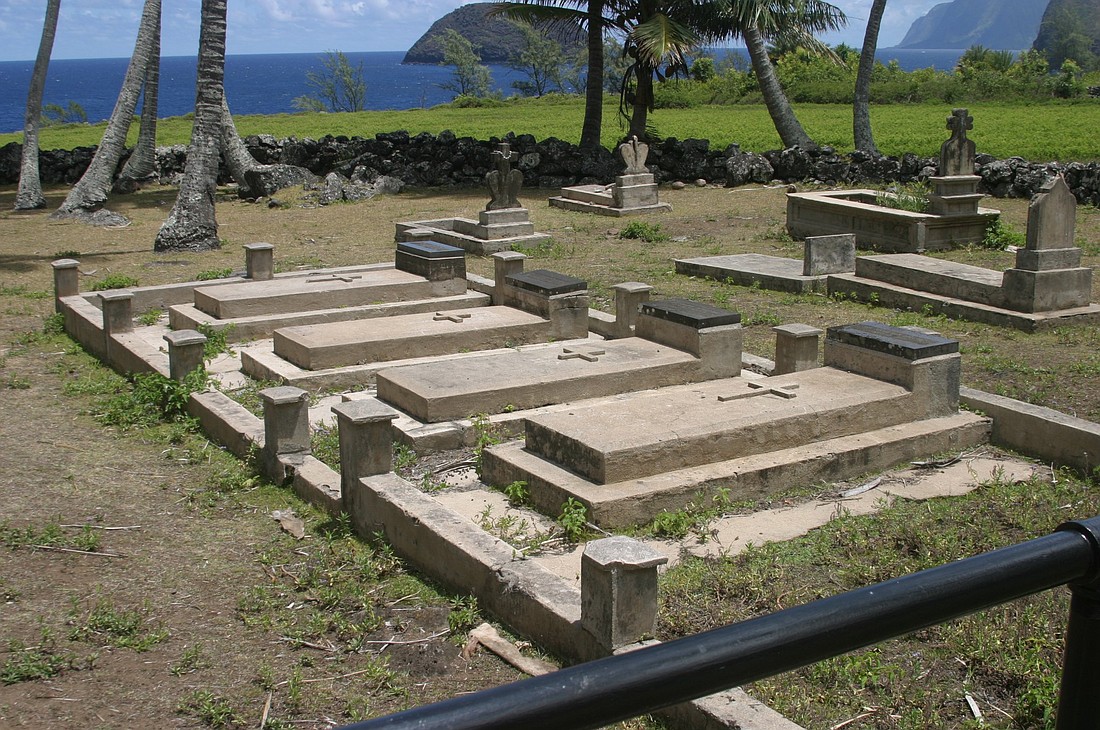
{"left": 0, "top": 0, "right": 948, "bottom": 63}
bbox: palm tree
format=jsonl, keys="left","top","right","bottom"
{"left": 115, "top": 1, "right": 162, "bottom": 192}
{"left": 717, "top": 0, "right": 846, "bottom": 150}
{"left": 493, "top": 0, "right": 613, "bottom": 150}
{"left": 54, "top": 0, "right": 160, "bottom": 219}
{"left": 14, "top": 0, "right": 62, "bottom": 211}
{"left": 618, "top": 0, "right": 706, "bottom": 139}
{"left": 154, "top": 0, "right": 226, "bottom": 252}
{"left": 853, "top": 0, "right": 886, "bottom": 154}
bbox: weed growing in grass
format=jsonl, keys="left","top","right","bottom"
{"left": 503, "top": 479, "right": 529, "bottom": 506}
{"left": 196, "top": 323, "right": 233, "bottom": 360}
{"left": 556, "top": 498, "right": 589, "bottom": 543}
{"left": 93, "top": 368, "right": 209, "bottom": 430}
{"left": 981, "top": 218, "right": 1026, "bottom": 250}
{"left": 195, "top": 267, "right": 234, "bottom": 281}
{"left": 52, "top": 250, "right": 81, "bottom": 259}
{"left": 311, "top": 423, "right": 340, "bottom": 470}
{"left": 515, "top": 238, "right": 568, "bottom": 258}
{"left": 5, "top": 374, "right": 31, "bottom": 389}
{"left": 170, "top": 643, "right": 206, "bottom": 676}
{"left": 619, "top": 220, "right": 668, "bottom": 243}
{"left": 68, "top": 598, "right": 168, "bottom": 651}
{"left": 42, "top": 312, "right": 65, "bottom": 335}
{"left": 875, "top": 181, "right": 930, "bottom": 213}
{"left": 1, "top": 631, "right": 88, "bottom": 685}
{"left": 0, "top": 284, "right": 51, "bottom": 300}
{"left": 742, "top": 310, "right": 783, "bottom": 327}
{"left": 178, "top": 690, "right": 240, "bottom": 728}
{"left": 645, "top": 488, "right": 734, "bottom": 540}
{"left": 1, "top": 520, "right": 102, "bottom": 553}
{"left": 471, "top": 413, "right": 504, "bottom": 472}
{"left": 476, "top": 504, "right": 549, "bottom": 555}
{"left": 137, "top": 308, "right": 164, "bottom": 326}
{"left": 90, "top": 273, "right": 139, "bottom": 291}
{"left": 447, "top": 595, "right": 480, "bottom": 636}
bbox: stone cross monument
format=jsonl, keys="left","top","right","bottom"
{"left": 939, "top": 108, "right": 976, "bottom": 177}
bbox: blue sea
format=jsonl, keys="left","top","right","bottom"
{"left": 0, "top": 47, "right": 966, "bottom": 135}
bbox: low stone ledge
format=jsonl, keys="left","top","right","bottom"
{"left": 960, "top": 386, "right": 1100, "bottom": 473}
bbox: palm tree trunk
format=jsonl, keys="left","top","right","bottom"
{"left": 14, "top": 0, "right": 61, "bottom": 211}
{"left": 743, "top": 22, "right": 816, "bottom": 150}
{"left": 154, "top": 0, "right": 226, "bottom": 252}
{"left": 629, "top": 67, "right": 652, "bottom": 140}
{"left": 55, "top": 0, "right": 160, "bottom": 217}
{"left": 116, "top": 2, "right": 162, "bottom": 190}
{"left": 853, "top": 0, "right": 886, "bottom": 154}
{"left": 579, "top": 0, "right": 605, "bottom": 150}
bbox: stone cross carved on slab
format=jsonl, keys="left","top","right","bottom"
{"left": 939, "top": 108, "right": 976, "bottom": 177}
{"left": 1026, "top": 175, "right": 1077, "bottom": 251}
{"left": 619, "top": 135, "right": 650, "bottom": 175}
{"left": 485, "top": 142, "right": 524, "bottom": 210}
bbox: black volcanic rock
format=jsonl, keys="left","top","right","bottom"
{"left": 898, "top": 0, "right": 1049, "bottom": 50}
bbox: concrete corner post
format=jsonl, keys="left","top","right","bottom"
{"left": 492, "top": 251, "right": 526, "bottom": 305}
{"left": 244, "top": 243, "right": 275, "bottom": 281}
{"left": 611, "top": 282, "right": 653, "bottom": 338}
{"left": 164, "top": 330, "right": 208, "bottom": 381}
{"left": 52, "top": 259, "right": 80, "bottom": 312}
{"left": 99, "top": 290, "right": 134, "bottom": 336}
{"left": 773, "top": 323, "right": 823, "bottom": 375}
{"left": 331, "top": 399, "right": 399, "bottom": 517}
{"left": 582, "top": 536, "right": 668, "bottom": 651}
{"left": 259, "top": 386, "right": 310, "bottom": 483}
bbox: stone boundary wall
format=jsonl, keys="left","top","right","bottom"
{"left": 3, "top": 132, "right": 1099, "bottom": 204}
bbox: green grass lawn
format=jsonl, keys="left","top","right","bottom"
{"left": 4, "top": 97, "right": 1098, "bottom": 161}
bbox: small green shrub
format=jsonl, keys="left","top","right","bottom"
{"left": 137, "top": 308, "right": 164, "bottom": 326}
{"left": 447, "top": 595, "right": 480, "bottom": 635}
{"left": 981, "top": 217, "right": 1026, "bottom": 250}
{"left": 557, "top": 498, "right": 589, "bottom": 542}
{"left": 90, "top": 273, "right": 139, "bottom": 291}
{"left": 68, "top": 599, "right": 168, "bottom": 651}
{"left": 178, "top": 690, "right": 240, "bottom": 728}
{"left": 875, "top": 181, "right": 930, "bottom": 213}
{"left": 42, "top": 312, "right": 65, "bottom": 335}
{"left": 619, "top": 220, "right": 668, "bottom": 243}
{"left": 503, "top": 480, "right": 529, "bottom": 506}
{"left": 195, "top": 323, "right": 232, "bottom": 360}
{"left": 194, "top": 267, "right": 234, "bottom": 281}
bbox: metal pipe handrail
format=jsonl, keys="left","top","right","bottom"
{"left": 342, "top": 517, "right": 1100, "bottom": 730}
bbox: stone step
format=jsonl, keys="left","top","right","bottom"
{"left": 376, "top": 338, "right": 702, "bottom": 423}
{"left": 559, "top": 184, "right": 614, "bottom": 206}
{"left": 273, "top": 305, "right": 551, "bottom": 371}
{"left": 522, "top": 367, "right": 912, "bottom": 485}
{"left": 481, "top": 411, "right": 991, "bottom": 528}
{"left": 193, "top": 268, "right": 435, "bottom": 319}
{"left": 855, "top": 254, "right": 1004, "bottom": 306}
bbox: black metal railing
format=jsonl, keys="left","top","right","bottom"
{"left": 342, "top": 517, "right": 1100, "bottom": 730}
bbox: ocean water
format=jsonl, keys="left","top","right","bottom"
{"left": 0, "top": 47, "right": 965, "bottom": 135}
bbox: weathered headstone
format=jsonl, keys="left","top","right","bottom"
{"left": 486, "top": 142, "right": 523, "bottom": 211}
{"left": 939, "top": 108, "right": 976, "bottom": 177}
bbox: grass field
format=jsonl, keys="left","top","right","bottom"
{"left": 3, "top": 97, "right": 1099, "bottom": 161}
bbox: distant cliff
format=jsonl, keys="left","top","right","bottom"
{"left": 403, "top": 3, "right": 583, "bottom": 64}
{"left": 1034, "top": 0, "right": 1100, "bottom": 67}
{"left": 897, "top": 0, "right": 1048, "bottom": 50}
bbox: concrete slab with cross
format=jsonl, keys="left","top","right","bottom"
{"left": 273, "top": 306, "right": 553, "bottom": 371}
{"left": 520, "top": 367, "right": 913, "bottom": 485}
{"left": 375, "top": 338, "right": 706, "bottom": 423}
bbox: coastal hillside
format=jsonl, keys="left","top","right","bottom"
{"left": 403, "top": 2, "right": 583, "bottom": 64}
{"left": 897, "top": 0, "right": 1048, "bottom": 49}
{"left": 1034, "top": 0, "right": 1100, "bottom": 67}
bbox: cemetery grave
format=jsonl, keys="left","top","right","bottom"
{"left": 786, "top": 108, "right": 1000, "bottom": 251}
{"left": 549, "top": 136, "right": 673, "bottom": 217}
{"left": 395, "top": 142, "right": 552, "bottom": 254}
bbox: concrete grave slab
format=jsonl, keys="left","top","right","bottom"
{"left": 519, "top": 368, "right": 916, "bottom": 485}
{"left": 272, "top": 305, "right": 553, "bottom": 370}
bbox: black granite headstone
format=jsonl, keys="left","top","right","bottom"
{"left": 397, "top": 241, "right": 465, "bottom": 259}
{"left": 826, "top": 321, "right": 958, "bottom": 360}
{"left": 641, "top": 298, "right": 741, "bottom": 329}
{"left": 507, "top": 269, "right": 587, "bottom": 296}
